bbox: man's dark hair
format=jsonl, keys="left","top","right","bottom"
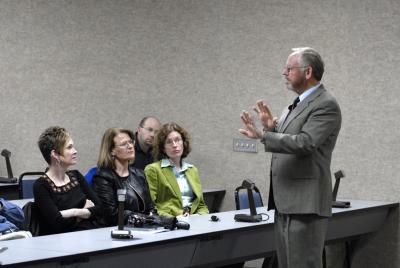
{"left": 139, "top": 116, "right": 160, "bottom": 127}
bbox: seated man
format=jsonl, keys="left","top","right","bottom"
{"left": 131, "top": 116, "right": 161, "bottom": 171}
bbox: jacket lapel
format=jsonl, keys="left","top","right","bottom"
{"left": 161, "top": 166, "right": 182, "bottom": 201}
{"left": 128, "top": 168, "right": 140, "bottom": 189}
{"left": 185, "top": 168, "right": 200, "bottom": 199}
{"left": 280, "top": 101, "right": 308, "bottom": 133}
{"left": 276, "top": 108, "right": 290, "bottom": 132}
{"left": 280, "top": 85, "right": 325, "bottom": 133}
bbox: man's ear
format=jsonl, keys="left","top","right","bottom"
{"left": 305, "top": 66, "right": 313, "bottom": 79}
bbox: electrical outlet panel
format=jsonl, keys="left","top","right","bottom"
{"left": 233, "top": 138, "right": 258, "bottom": 153}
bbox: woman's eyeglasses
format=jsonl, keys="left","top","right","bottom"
{"left": 165, "top": 138, "right": 183, "bottom": 146}
{"left": 115, "top": 140, "right": 134, "bottom": 148}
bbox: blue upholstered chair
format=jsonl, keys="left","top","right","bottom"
{"left": 84, "top": 167, "right": 98, "bottom": 188}
{"left": 234, "top": 185, "right": 263, "bottom": 210}
{"left": 19, "top": 172, "right": 45, "bottom": 199}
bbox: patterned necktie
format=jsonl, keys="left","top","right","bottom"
{"left": 280, "top": 96, "right": 300, "bottom": 129}
{"left": 288, "top": 97, "right": 300, "bottom": 112}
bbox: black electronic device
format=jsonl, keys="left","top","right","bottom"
{"left": 234, "top": 179, "right": 262, "bottom": 222}
{"left": 111, "top": 189, "right": 133, "bottom": 239}
{"left": 210, "top": 215, "right": 220, "bottom": 222}
{"left": 332, "top": 170, "right": 351, "bottom": 208}
{"left": 175, "top": 220, "right": 190, "bottom": 230}
{"left": 128, "top": 213, "right": 190, "bottom": 230}
{"left": 0, "top": 149, "right": 17, "bottom": 183}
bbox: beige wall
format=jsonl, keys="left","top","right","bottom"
{"left": 0, "top": 1, "right": 398, "bottom": 266}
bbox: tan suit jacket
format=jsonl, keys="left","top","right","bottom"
{"left": 263, "top": 85, "right": 341, "bottom": 217}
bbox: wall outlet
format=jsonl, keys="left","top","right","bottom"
{"left": 233, "top": 138, "right": 258, "bottom": 153}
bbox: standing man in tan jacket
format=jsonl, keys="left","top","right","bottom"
{"left": 239, "top": 47, "right": 342, "bottom": 268}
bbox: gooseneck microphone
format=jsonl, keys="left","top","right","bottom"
{"left": 234, "top": 179, "right": 262, "bottom": 222}
{"left": 117, "top": 189, "right": 125, "bottom": 230}
{"left": 0, "top": 149, "right": 17, "bottom": 183}
{"left": 332, "top": 170, "right": 351, "bottom": 208}
{"left": 111, "top": 189, "right": 133, "bottom": 239}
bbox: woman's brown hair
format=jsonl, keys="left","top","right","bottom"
{"left": 152, "top": 122, "right": 191, "bottom": 161}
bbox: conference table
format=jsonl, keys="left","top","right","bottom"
{"left": 0, "top": 199, "right": 397, "bottom": 268}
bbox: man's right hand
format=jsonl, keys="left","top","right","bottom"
{"left": 239, "top": 110, "right": 263, "bottom": 139}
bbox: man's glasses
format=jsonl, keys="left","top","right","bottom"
{"left": 115, "top": 140, "right": 134, "bottom": 148}
{"left": 141, "top": 126, "right": 159, "bottom": 134}
{"left": 284, "top": 65, "right": 309, "bottom": 73}
{"left": 165, "top": 138, "right": 183, "bottom": 146}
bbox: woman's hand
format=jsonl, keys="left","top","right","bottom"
{"left": 84, "top": 199, "right": 94, "bottom": 209}
{"left": 182, "top": 211, "right": 190, "bottom": 217}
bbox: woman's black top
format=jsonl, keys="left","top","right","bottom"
{"left": 93, "top": 165, "right": 155, "bottom": 226}
{"left": 33, "top": 170, "right": 102, "bottom": 235}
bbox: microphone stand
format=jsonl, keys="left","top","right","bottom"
{"left": 234, "top": 179, "right": 262, "bottom": 222}
{"left": 111, "top": 189, "right": 133, "bottom": 239}
{"left": 332, "top": 170, "right": 351, "bottom": 208}
{"left": 0, "top": 149, "right": 17, "bottom": 183}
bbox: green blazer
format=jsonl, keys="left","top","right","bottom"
{"left": 144, "top": 160, "right": 209, "bottom": 217}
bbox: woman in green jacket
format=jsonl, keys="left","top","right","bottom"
{"left": 144, "top": 122, "right": 209, "bottom": 217}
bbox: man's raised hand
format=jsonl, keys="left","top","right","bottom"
{"left": 253, "top": 100, "right": 277, "bottom": 131}
{"left": 238, "top": 110, "right": 263, "bottom": 139}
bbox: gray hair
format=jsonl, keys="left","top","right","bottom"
{"left": 292, "top": 47, "right": 324, "bottom": 81}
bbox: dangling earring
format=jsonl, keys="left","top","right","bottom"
{"left": 111, "top": 154, "right": 115, "bottom": 160}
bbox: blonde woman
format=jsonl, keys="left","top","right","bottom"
{"left": 33, "top": 126, "right": 102, "bottom": 235}
{"left": 93, "top": 128, "right": 155, "bottom": 226}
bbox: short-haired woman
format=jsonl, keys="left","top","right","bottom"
{"left": 93, "top": 128, "right": 155, "bottom": 226}
{"left": 144, "top": 122, "right": 209, "bottom": 217}
{"left": 33, "top": 126, "right": 102, "bottom": 235}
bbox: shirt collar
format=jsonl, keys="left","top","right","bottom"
{"left": 299, "top": 83, "right": 321, "bottom": 102}
{"left": 161, "top": 158, "right": 193, "bottom": 171}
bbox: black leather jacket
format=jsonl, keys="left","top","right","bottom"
{"left": 93, "top": 166, "right": 155, "bottom": 226}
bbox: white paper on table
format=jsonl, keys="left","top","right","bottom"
{"left": 128, "top": 227, "right": 170, "bottom": 235}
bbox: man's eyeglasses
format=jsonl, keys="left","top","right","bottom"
{"left": 165, "top": 138, "right": 183, "bottom": 146}
{"left": 284, "top": 65, "right": 309, "bottom": 73}
{"left": 115, "top": 140, "right": 134, "bottom": 148}
{"left": 141, "top": 126, "right": 159, "bottom": 134}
